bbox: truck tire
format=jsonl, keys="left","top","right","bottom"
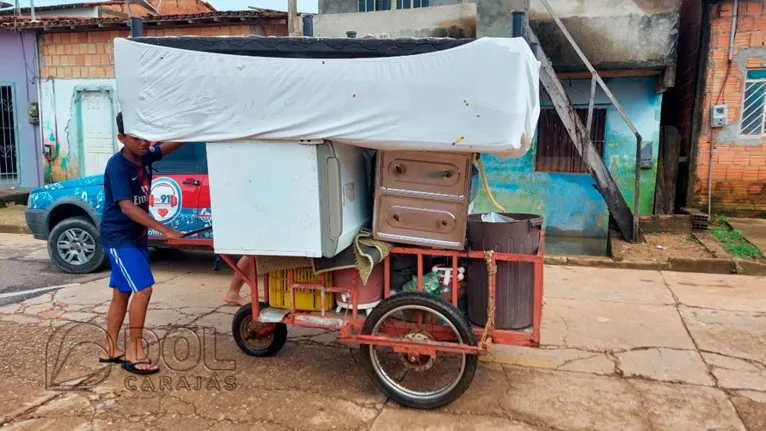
{"left": 48, "top": 216, "right": 107, "bottom": 274}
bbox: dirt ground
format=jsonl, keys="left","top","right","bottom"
{"left": 0, "top": 204, "right": 26, "bottom": 227}
{"left": 612, "top": 233, "right": 713, "bottom": 262}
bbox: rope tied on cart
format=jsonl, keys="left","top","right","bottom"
{"left": 480, "top": 250, "right": 497, "bottom": 346}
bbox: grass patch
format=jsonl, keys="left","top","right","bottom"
{"left": 709, "top": 224, "right": 764, "bottom": 260}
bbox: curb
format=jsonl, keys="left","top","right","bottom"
{"left": 544, "top": 256, "right": 669, "bottom": 271}
{"left": 667, "top": 257, "right": 736, "bottom": 274}
{"left": 0, "top": 224, "right": 31, "bottom": 235}
{"left": 544, "top": 255, "right": 766, "bottom": 276}
{"left": 734, "top": 258, "right": 766, "bottom": 276}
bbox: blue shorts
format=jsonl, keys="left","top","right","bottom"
{"left": 105, "top": 246, "right": 155, "bottom": 293}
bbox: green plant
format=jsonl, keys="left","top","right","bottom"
{"left": 713, "top": 214, "right": 729, "bottom": 226}
{"left": 709, "top": 225, "right": 764, "bottom": 260}
{"left": 709, "top": 225, "right": 737, "bottom": 242}
{"left": 725, "top": 243, "right": 763, "bottom": 260}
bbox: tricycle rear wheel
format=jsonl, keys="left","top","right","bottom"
{"left": 232, "top": 303, "right": 288, "bottom": 357}
{"left": 359, "top": 292, "right": 478, "bottom": 409}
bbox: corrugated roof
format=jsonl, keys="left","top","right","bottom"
{"left": 0, "top": 9, "right": 287, "bottom": 29}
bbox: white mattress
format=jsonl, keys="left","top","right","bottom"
{"left": 114, "top": 37, "right": 540, "bottom": 159}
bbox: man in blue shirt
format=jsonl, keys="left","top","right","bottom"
{"left": 99, "top": 112, "right": 185, "bottom": 375}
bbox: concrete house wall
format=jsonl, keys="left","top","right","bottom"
{"left": 35, "top": 8, "right": 99, "bottom": 18}
{"left": 474, "top": 78, "right": 662, "bottom": 238}
{"left": 312, "top": 0, "right": 679, "bottom": 239}
{"left": 315, "top": 0, "right": 680, "bottom": 72}
{"left": 0, "top": 29, "right": 43, "bottom": 190}
{"left": 38, "top": 21, "right": 286, "bottom": 183}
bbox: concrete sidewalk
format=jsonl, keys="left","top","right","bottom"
{"left": 0, "top": 262, "right": 764, "bottom": 430}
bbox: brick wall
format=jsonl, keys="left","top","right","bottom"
{"left": 639, "top": 215, "right": 693, "bottom": 234}
{"left": 148, "top": 0, "right": 215, "bottom": 14}
{"left": 102, "top": 0, "right": 215, "bottom": 16}
{"left": 39, "top": 22, "right": 286, "bottom": 79}
{"left": 694, "top": 0, "right": 766, "bottom": 215}
{"left": 100, "top": 3, "right": 156, "bottom": 16}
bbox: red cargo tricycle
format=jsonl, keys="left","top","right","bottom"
{"left": 170, "top": 228, "right": 544, "bottom": 409}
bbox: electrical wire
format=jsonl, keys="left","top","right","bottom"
{"left": 715, "top": 1, "right": 741, "bottom": 105}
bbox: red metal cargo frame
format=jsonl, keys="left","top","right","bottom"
{"left": 168, "top": 229, "right": 544, "bottom": 354}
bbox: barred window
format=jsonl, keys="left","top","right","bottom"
{"left": 742, "top": 69, "right": 766, "bottom": 135}
{"left": 535, "top": 108, "right": 607, "bottom": 173}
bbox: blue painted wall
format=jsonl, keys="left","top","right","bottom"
{"left": 471, "top": 77, "right": 662, "bottom": 238}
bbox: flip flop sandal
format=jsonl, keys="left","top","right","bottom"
{"left": 98, "top": 354, "right": 125, "bottom": 364}
{"left": 122, "top": 360, "right": 159, "bottom": 375}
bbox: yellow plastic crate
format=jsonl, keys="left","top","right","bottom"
{"left": 268, "top": 268, "right": 335, "bottom": 312}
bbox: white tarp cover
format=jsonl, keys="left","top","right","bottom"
{"left": 114, "top": 37, "right": 541, "bottom": 158}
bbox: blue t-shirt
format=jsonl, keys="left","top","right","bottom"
{"left": 100, "top": 145, "right": 163, "bottom": 248}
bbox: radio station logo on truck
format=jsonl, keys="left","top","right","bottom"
{"left": 149, "top": 177, "right": 182, "bottom": 222}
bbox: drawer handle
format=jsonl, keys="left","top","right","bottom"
{"left": 393, "top": 164, "right": 404, "bottom": 174}
{"left": 393, "top": 214, "right": 400, "bottom": 222}
{"left": 440, "top": 220, "right": 448, "bottom": 227}
{"left": 443, "top": 170, "right": 453, "bottom": 178}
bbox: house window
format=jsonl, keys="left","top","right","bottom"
{"left": 535, "top": 107, "right": 607, "bottom": 173}
{"left": 358, "top": 0, "right": 427, "bottom": 11}
{"left": 359, "top": 0, "right": 391, "bottom": 12}
{"left": 0, "top": 85, "right": 18, "bottom": 188}
{"left": 396, "top": 0, "right": 430, "bottom": 8}
{"left": 742, "top": 69, "right": 766, "bottom": 135}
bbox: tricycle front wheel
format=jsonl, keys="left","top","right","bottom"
{"left": 232, "top": 303, "right": 288, "bottom": 357}
{"left": 359, "top": 292, "right": 478, "bottom": 409}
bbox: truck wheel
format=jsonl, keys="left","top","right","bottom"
{"left": 48, "top": 216, "right": 106, "bottom": 274}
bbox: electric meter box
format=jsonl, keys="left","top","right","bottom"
{"left": 711, "top": 104, "right": 728, "bottom": 128}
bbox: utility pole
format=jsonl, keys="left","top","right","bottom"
{"left": 287, "top": 0, "right": 301, "bottom": 36}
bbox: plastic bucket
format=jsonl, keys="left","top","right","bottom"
{"left": 466, "top": 213, "right": 542, "bottom": 330}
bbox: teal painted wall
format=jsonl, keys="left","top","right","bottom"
{"left": 472, "top": 77, "right": 662, "bottom": 238}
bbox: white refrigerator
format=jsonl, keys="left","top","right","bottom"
{"left": 205, "top": 140, "right": 371, "bottom": 258}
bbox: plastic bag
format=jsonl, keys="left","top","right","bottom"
{"left": 402, "top": 272, "right": 442, "bottom": 296}
{"left": 481, "top": 212, "right": 516, "bottom": 223}
{"left": 469, "top": 162, "right": 479, "bottom": 213}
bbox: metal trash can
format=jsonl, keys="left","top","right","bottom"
{"left": 466, "top": 213, "right": 542, "bottom": 330}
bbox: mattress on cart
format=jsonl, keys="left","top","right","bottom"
{"left": 114, "top": 37, "right": 541, "bottom": 159}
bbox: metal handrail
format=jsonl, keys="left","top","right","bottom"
{"left": 537, "top": 0, "right": 645, "bottom": 241}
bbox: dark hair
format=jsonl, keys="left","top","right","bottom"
{"left": 116, "top": 112, "right": 124, "bottom": 135}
